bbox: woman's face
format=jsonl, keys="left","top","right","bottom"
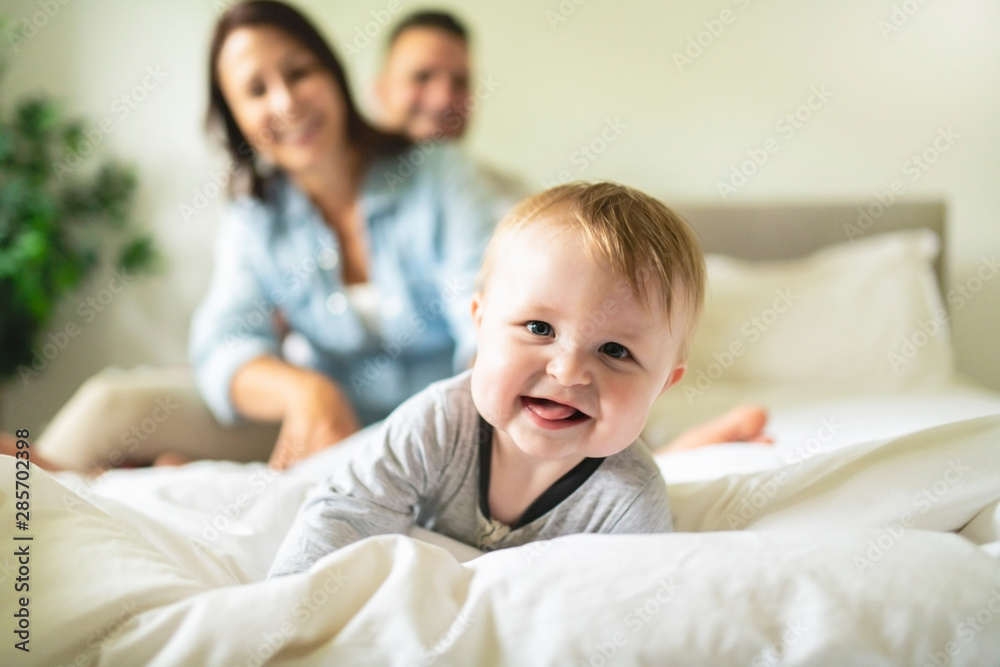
{"left": 217, "top": 26, "right": 347, "bottom": 175}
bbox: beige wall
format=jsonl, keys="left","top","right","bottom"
{"left": 3, "top": 0, "right": 999, "bottom": 433}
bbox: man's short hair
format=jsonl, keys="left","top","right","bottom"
{"left": 387, "top": 10, "right": 469, "bottom": 47}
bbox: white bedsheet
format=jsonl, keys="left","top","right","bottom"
{"left": 3, "top": 386, "right": 1000, "bottom": 666}
{"left": 647, "top": 377, "right": 1000, "bottom": 480}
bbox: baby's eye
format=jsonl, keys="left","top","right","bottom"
{"left": 526, "top": 321, "right": 553, "bottom": 337}
{"left": 601, "top": 342, "right": 630, "bottom": 359}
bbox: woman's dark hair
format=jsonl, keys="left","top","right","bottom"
{"left": 207, "top": 0, "right": 410, "bottom": 198}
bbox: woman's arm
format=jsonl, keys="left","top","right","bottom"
{"left": 190, "top": 207, "right": 360, "bottom": 467}
{"left": 231, "top": 356, "right": 360, "bottom": 469}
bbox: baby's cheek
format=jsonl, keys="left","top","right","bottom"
{"left": 471, "top": 367, "right": 503, "bottom": 418}
{"left": 611, "top": 400, "right": 648, "bottom": 443}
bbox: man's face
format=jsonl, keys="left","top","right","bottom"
{"left": 377, "top": 27, "right": 470, "bottom": 141}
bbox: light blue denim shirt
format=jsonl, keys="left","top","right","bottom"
{"left": 190, "top": 144, "right": 515, "bottom": 426}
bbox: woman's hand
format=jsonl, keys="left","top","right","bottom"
{"left": 268, "top": 373, "right": 361, "bottom": 470}
{"left": 230, "top": 356, "right": 361, "bottom": 470}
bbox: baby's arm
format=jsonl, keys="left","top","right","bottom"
{"left": 267, "top": 396, "right": 444, "bottom": 578}
{"left": 600, "top": 445, "right": 675, "bottom": 535}
{"left": 607, "top": 474, "right": 675, "bottom": 534}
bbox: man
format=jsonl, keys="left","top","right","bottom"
{"left": 375, "top": 11, "right": 472, "bottom": 141}
{"left": 374, "top": 9, "right": 527, "bottom": 222}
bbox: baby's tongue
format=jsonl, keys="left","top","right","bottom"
{"left": 526, "top": 397, "right": 576, "bottom": 420}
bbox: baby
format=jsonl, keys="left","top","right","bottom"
{"left": 268, "top": 182, "right": 706, "bottom": 577}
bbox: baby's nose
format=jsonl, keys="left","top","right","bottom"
{"left": 546, "top": 346, "right": 591, "bottom": 387}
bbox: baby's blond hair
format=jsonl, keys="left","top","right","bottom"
{"left": 477, "top": 182, "right": 706, "bottom": 358}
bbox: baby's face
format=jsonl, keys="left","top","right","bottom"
{"left": 471, "top": 221, "right": 687, "bottom": 464}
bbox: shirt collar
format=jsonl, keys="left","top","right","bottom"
{"left": 268, "top": 155, "right": 406, "bottom": 227}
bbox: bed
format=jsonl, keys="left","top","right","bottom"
{"left": 3, "top": 200, "right": 1000, "bottom": 666}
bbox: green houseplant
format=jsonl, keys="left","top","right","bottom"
{"left": 0, "top": 42, "right": 158, "bottom": 393}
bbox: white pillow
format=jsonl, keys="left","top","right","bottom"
{"left": 681, "top": 229, "right": 954, "bottom": 393}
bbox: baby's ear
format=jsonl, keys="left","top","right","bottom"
{"left": 659, "top": 364, "right": 686, "bottom": 396}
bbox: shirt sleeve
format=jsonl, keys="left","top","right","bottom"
{"left": 433, "top": 146, "right": 514, "bottom": 370}
{"left": 606, "top": 473, "right": 675, "bottom": 535}
{"left": 266, "top": 385, "right": 453, "bottom": 578}
{"left": 189, "top": 207, "right": 280, "bottom": 423}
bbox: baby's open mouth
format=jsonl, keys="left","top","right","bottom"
{"left": 521, "top": 397, "right": 589, "bottom": 422}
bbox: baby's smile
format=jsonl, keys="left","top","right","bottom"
{"left": 520, "top": 395, "right": 591, "bottom": 430}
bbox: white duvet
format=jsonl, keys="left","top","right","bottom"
{"left": 6, "top": 208, "right": 994, "bottom": 665}
{"left": 3, "top": 381, "right": 1000, "bottom": 666}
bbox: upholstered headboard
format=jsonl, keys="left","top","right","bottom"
{"left": 674, "top": 200, "right": 947, "bottom": 291}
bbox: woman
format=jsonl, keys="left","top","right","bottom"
{"left": 189, "top": 0, "right": 509, "bottom": 468}
{"left": 31, "top": 1, "right": 767, "bottom": 472}
{"left": 32, "top": 1, "right": 504, "bottom": 471}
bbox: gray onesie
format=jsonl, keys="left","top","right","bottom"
{"left": 268, "top": 371, "right": 673, "bottom": 577}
